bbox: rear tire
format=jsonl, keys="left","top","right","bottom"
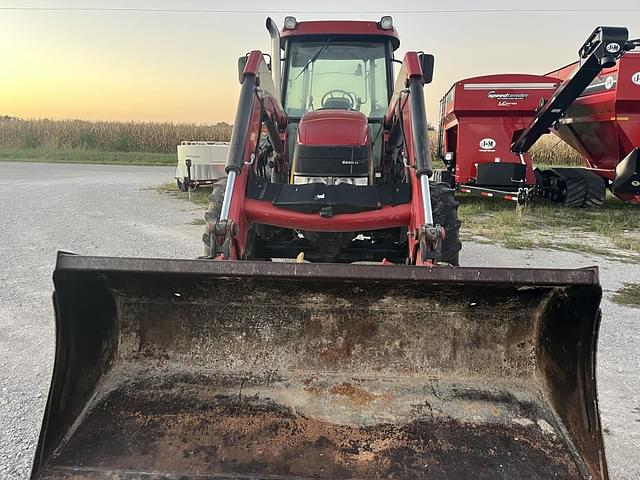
{"left": 202, "top": 178, "right": 226, "bottom": 256}
{"left": 431, "top": 182, "right": 462, "bottom": 266}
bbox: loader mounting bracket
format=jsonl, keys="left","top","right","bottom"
{"left": 419, "top": 224, "right": 444, "bottom": 262}
{"left": 211, "top": 219, "right": 238, "bottom": 259}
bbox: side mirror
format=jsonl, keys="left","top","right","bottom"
{"left": 418, "top": 53, "right": 435, "bottom": 84}
{"left": 237, "top": 56, "right": 247, "bottom": 83}
{"left": 262, "top": 53, "right": 272, "bottom": 72}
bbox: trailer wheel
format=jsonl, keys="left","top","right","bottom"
{"left": 431, "top": 182, "right": 462, "bottom": 266}
{"left": 177, "top": 178, "right": 189, "bottom": 192}
{"left": 202, "top": 178, "right": 226, "bottom": 256}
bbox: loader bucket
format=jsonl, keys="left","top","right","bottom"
{"left": 33, "top": 253, "right": 607, "bottom": 480}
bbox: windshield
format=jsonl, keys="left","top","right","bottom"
{"left": 284, "top": 41, "right": 390, "bottom": 118}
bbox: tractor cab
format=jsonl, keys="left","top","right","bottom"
{"left": 283, "top": 39, "right": 392, "bottom": 118}
{"left": 275, "top": 17, "right": 400, "bottom": 186}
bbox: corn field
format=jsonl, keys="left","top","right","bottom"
{"left": 0, "top": 116, "right": 582, "bottom": 165}
{"left": 529, "top": 135, "right": 583, "bottom": 166}
{"left": 0, "top": 116, "right": 232, "bottom": 154}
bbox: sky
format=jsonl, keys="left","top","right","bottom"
{"left": 1, "top": 0, "right": 639, "bottom": 124}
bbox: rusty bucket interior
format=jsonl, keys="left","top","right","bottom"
{"left": 32, "top": 253, "right": 607, "bottom": 480}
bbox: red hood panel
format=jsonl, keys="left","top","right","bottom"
{"left": 297, "top": 110, "right": 369, "bottom": 146}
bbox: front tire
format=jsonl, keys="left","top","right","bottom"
{"left": 202, "top": 178, "right": 226, "bottom": 256}
{"left": 431, "top": 182, "right": 462, "bottom": 266}
{"left": 431, "top": 169, "right": 455, "bottom": 188}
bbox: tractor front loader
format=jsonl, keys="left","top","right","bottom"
{"left": 32, "top": 17, "right": 610, "bottom": 480}
{"left": 202, "top": 19, "right": 450, "bottom": 266}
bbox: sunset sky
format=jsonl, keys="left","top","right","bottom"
{"left": 1, "top": 0, "right": 639, "bottom": 124}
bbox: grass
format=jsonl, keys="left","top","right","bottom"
{"left": 611, "top": 283, "right": 640, "bottom": 308}
{"left": 459, "top": 194, "right": 640, "bottom": 260}
{"left": 156, "top": 182, "right": 210, "bottom": 207}
{"left": 156, "top": 182, "right": 210, "bottom": 227}
{"left": 0, "top": 147, "right": 176, "bottom": 166}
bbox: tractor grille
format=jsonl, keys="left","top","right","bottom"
{"left": 293, "top": 145, "right": 370, "bottom": 176}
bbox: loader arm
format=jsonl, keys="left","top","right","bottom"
{"left": 511, "top": 26, "right": 630, "bottom": 153}
{"left": 383, "top": 51, "right": 440, "bottom": 264}
{"left": 208, "top": 50, "right": 287, "bottom": 260}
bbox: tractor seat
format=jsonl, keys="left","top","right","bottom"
{"left": 320, "top": 98, "right": 352, "bottom": 110}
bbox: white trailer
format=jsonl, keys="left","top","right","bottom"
{"left": 175, "top": 141, "right": 230, "bottom": 191}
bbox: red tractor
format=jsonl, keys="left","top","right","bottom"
{"left": 201, "top": 16, "right": 461, "bottom": 265}
{"left": 31, "top": 17, "right": 611, "bottom": 480}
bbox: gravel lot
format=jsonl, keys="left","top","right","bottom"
{"left": 0, "top": 161, "right": 638, "bottom": 479}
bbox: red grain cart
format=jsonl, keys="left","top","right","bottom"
{"left": 547, "top": 50, "right": 640, "bottom": 203}
{"left": 436, "top": 73, "right": 559, "bottom": 202}
{"left": 437, "top": 27, "right": 637, "bottom": 207}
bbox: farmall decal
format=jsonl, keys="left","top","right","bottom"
{"left": 488, "top": 90, "right": 528, "bottom": 107}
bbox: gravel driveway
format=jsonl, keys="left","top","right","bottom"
{"left": 0, "top": 162, "right": 638, "bottom": 479}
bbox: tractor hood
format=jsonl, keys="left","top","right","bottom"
{"left": 297, "top": 110, "right": 369, "bottom": 146}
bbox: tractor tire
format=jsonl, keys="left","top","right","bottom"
{"left": 431, "top": 169, "right": 455, "bottom": 188}
{"left": 202, "top": 178, "right": 226, "bottom": 256}
{"left": 431, "top": 181, "right": 462, "bottom": 266}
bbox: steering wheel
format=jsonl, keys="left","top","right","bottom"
{"left": 320, "top": 89, "right": 356, "bottom": 110}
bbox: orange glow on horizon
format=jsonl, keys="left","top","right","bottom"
{"left": 2, "top": 3, "right": 639, "bottom": 124}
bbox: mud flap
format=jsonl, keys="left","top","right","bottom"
{"left": 32, "top": 253, "right": 607, "bottom": 480}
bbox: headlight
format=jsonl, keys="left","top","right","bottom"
{"left": 294, "top": 176, "right": 368, "bottom": 186}
{"left": 334, "top": 177, "right": 369, "bottom": 186}
{"left": 294, "top": 176, "right": 329, "bottom": 185}
{"left": 354, "top": 177, "right": 369, "bottom": 186}
{"left": 334, "top": 177, "right": 353, "bottom": 185}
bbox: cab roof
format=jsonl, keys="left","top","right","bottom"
{"left": 280, "top": 20, "right": 400, "bottom": 50}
